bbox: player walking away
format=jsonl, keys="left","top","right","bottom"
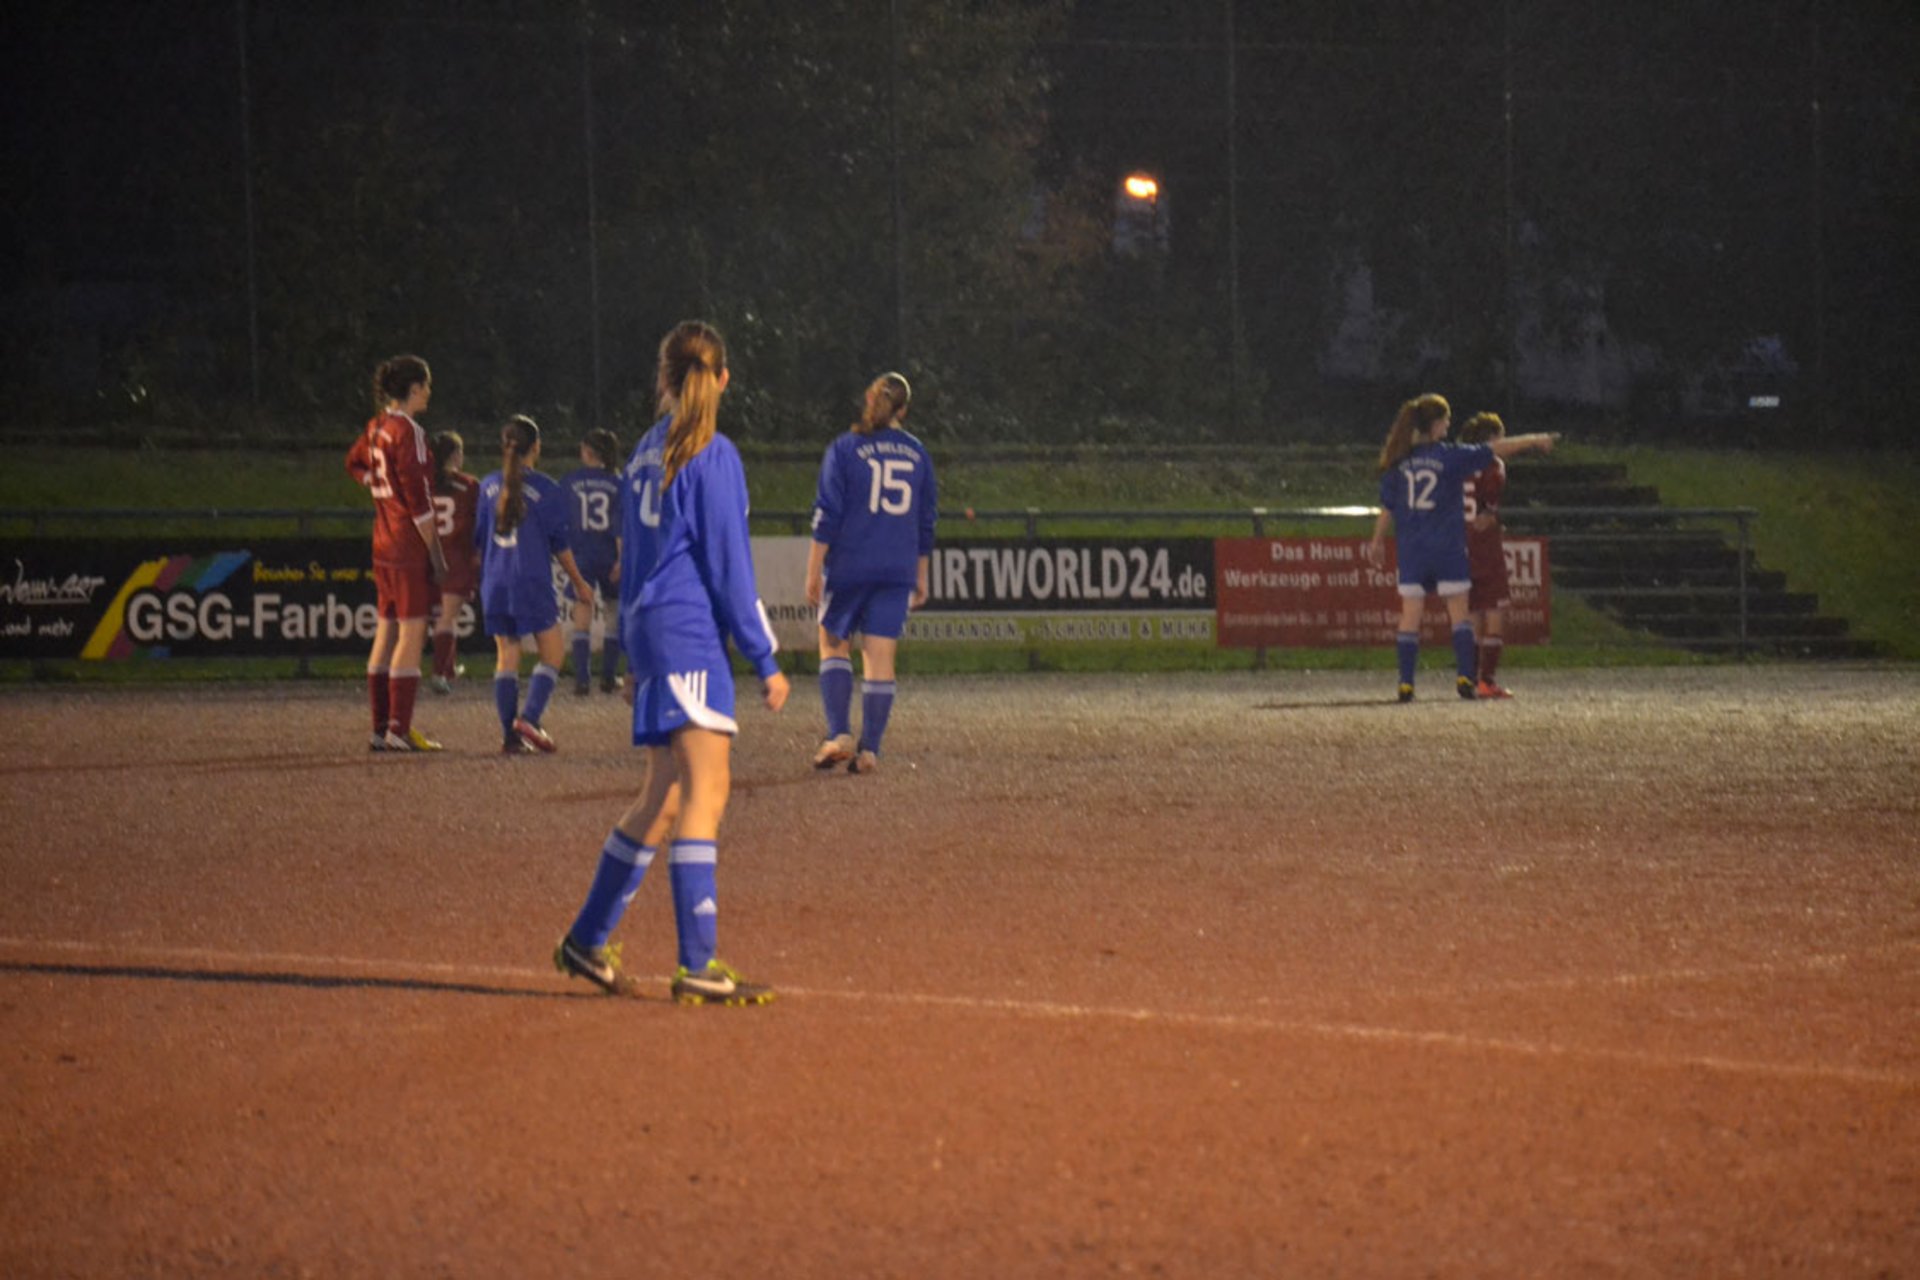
{"left": 560, "top": 428, "right": 625, "bottom": 696}
{"left": 804, "top": 372, "right": 937, "bottom": 774}
{"left": 1458, "top": 411, "right": 1525, "bottom": 699}
{"left": 554, "top": 320, "right": 790, "bottom": 1005}
{"left": 345, "top": 354, "right": 449, "bottom": 752}
{"left": 1362, "top": 393, "right": 1556, "bottom": 703}
{"left": 475, "top": 415, "right": 593, "bottom": 754}
{"left": 427, "top": 431, "right": 481, "bottom": 695}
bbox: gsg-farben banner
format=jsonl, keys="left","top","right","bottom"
{"left": 0, "top": 539, "right": 477, "bottom": 660}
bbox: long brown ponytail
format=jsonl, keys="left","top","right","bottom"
{"left": 655, "top": 321, "right": 727, "bottom": 487}
{"left": 497, "top": 414, "right": 540, "bottom": 534}
{"left": 1375, "top": 393, "right": 1451, "bottom": 475}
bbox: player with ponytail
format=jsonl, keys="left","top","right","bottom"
{"left": 1363, "top": 394, "right": 1557, "bottom": 702}
{"left": 475, "top": 414, "right": 593, "bottom": 753}
{"left": 346, "top": 354, "right": 449, "bottom": 751}
{"left": 805, "top": 371, "right": 938, "bottom": 773}
{"left": 426, "top": 431, "right": 480, "bottom": 695}
{"left": 560, "top": 427, "right": 625, "bottom": 696}
{"left": 555, "top": 320, "right": 789, "bottom": 1005}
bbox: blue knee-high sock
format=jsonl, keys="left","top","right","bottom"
{"left": 859, "top": 679, "right": 896, "bottom": 754}
{"left": 522, "top": 662, "right": 559, "bottom": 726}
{"left": 493, "top": 671, "right": 520, "bottom": 738}
{"left": 601, "top": 631, "right": 622, "bottom": 685}
{"left": 1395, "top": 632, "right": 1419, "bottom": 687}
{"left": 571, "top": 632, "right": 591, "bottom": 691}
{"left": 1451, "top": 622, "right": 1478, "bottom": 681}
{"left": 668, "top": 839, "right": 719, "bottom": 972}
{"left": 820, "top": 657, "right": 853, "bottom": 739}
{"left": 571, "top": 829, "right": 654, "bottom": 948}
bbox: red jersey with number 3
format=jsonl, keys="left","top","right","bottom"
{"left": 432, "top": 469, "right": 482, "bottom": 595}
{"left": 347, "top": 411, "right": 436, "bottom": 567}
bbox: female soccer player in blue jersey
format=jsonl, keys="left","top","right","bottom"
{"left": 1362, "top": 393, "right": 1556, "bottom": 702}
{"left": 554, "top": 321, "right": 790, "bottom": 1005}
{"left": 560, "top": 428, "right": 625, "bottom": 697}
{"left": 804, "top": 371, "right": 938, "bottom": 774}
{"left": 475, "top": 415, "right": 593, "bottom": 753}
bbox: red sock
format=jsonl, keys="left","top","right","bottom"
{"left": 368, "top": 668, "right": 390, "bottom": 735}
{"left": 388, "top": 672, "right": 420, "bottom": 735}
{"left": 432, "top": 631, "right": 455, "bottom": 679}
{"left": 1479, "top": 638, "right": 1504, "bottom": 683}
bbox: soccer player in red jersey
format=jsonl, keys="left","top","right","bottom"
{"left": 1460, "top": 411, "right": 1517, "bottom": 698}
{"left": 427, "top": 431, "right": 481, "bottom": 695}
{"left": 346, "top": 355, "right": 450, "bottom": 751}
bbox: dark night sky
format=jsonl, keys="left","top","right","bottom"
{"left": 2, "top": 0, "right": 1914, "bottom": 436}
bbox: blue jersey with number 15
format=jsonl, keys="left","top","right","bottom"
{"left": 810, "top": 426, "right": 938, "bottom": 588}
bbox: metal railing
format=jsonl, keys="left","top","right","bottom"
{"left": 1, "top": 503, "right": 1762, "bottom": 655}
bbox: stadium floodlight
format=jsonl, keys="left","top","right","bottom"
{"left": 1123, "top": 173, "right": 1160, "bottom": 201}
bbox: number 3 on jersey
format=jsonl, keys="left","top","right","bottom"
{"left": 867, "top": 457, "right": 914, "bottom": 515}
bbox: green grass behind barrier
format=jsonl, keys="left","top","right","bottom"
{"left": 2, "top": 441, "right": 1902, "bottom": 678}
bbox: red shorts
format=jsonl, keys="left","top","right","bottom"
{"left": 373, "top": 558, "right": 436, "bottom": 620}
{"left": 437, "top": 551, "right": 479, "bottom": 600}
{"left": 1466, "top": 526, "right": 1510, "bottom": 613}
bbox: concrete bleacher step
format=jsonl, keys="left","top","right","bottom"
{"left": 1510, "top": 460, "right": 1878, "bottom": 659}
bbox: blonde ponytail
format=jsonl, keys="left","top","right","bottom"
{"left": 655, "top": 321, "right": 728, "bottom": 487}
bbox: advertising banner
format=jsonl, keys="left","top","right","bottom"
{"left": 1214, "top": 536, "right": 1551, "bottom": 648}
{"left": 0, "top": 540, "right": 476, "bottom": 660}
{"left": 750, "top": 536, "right": 1219, "bottom": 651}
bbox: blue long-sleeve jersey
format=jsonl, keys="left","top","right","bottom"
{"left": 475, "top": 468, "right": 571, "bottom": 611}
{"left": 810, "top": 426, "right": 938, "bottom": 588}
{"left": 1378, "top": 441, "right": 1493, "bottom": 567}
{"left": 559, "top": 466, "right": 623, "bottom": 579}
{"left": 619, "top": 417, "right": 779, "bottom": 680}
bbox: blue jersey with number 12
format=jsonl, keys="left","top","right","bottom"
{"left": 1379, "top": 440, "right": 1493, "bottom": 581}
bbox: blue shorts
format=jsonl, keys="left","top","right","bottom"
{"left": 819, "top": 582, "right": 912, "bottom": 642}
{"left": 1396, "top": 544, "right": 1471, "bottom": 599}
{"left": 631, "top": 662, "right": 738, "bottom": 745}
{"left": 568, "top": 558, "right": 616, "bottom": 603}
{"left": 482, "top": 583, "right": 561, "bottom": 638}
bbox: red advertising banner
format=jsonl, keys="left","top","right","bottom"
{"left": 1214, "top": 536, "right": 1551, "bottom": 648}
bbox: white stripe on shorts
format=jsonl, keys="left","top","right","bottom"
{"left": 668, "top": 670, "right": 738, "bottom": 735}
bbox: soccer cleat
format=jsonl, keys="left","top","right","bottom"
{"left": 573, "top": 682, "right": 591, "bottom": 698}
{"left": 1397, "top": 683, "right": 1415, "bottom": 704}
{"left": 513, "top": 718, "right": 557, "bottom": 753}
{"left": 368, "top": 732, "right": 389, "bottom": 752}
{"left": 811, "top": 733, "right": 855, "bottom": 770}
{"left": 553, "top": 935, "right": 642, "bottom": 997}
{"left": 1475, "top": 680, "right": 1513, "bottom": 700}
{"left": 428, "top": 676, "right": 453, "bottom": 696}
{"left": 599, "top": 676, "right": 619, "bottom": 694}
{"left": 502, "top": 737, "right": 537, "bottom": 755}
{"left": 1457, "top": 676, "right": 1477, "bottom": 701}
{"left": 671, "top": 959, "right": 774, "bottom": 1006}
{"left": 383, "top": 726, "right": 444, "bottom": 752}
{"left": 847, "top": 749, "right": 879, "bottom": 775}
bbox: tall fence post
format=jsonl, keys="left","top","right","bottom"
{"left": 1736, "top": 512, "right": 1751, "bottom": 661}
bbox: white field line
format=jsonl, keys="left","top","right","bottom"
{"left": 2, "top": 935, "right": 1914, "bottom": 1090}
